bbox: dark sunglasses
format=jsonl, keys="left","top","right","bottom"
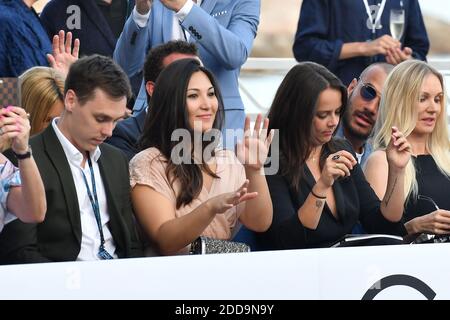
{"left": 359, "top": 83, "right": 378, "bottom": 101}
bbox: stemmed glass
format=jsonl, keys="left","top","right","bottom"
{"left": 390, "top": 9, "right": 405, "bottom": 40}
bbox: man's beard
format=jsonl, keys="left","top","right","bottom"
{"left": 342, "top": 110, "right": 372, "bottom": 141}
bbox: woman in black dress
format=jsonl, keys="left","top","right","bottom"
{"left": 256, "top": 62, "right": 411, "bottom": 250}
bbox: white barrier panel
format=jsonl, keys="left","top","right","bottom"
{"left": 1, "top": 243, "right": 449, "bottom": 299}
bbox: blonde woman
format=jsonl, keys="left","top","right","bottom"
{"left": 20, "top": 67, "right": 65, "bottom": 135}
{"left": 365, "top": 60, "right": 450, "bottom": 237}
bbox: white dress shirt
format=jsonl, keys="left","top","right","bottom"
{"left": 132, "top": 0, "right": 202, "bottom": 41}
{"left": 52, "top": 119, "right": 118, "bottom": 260}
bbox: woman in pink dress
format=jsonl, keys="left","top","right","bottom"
{"left": 130, "top": 59, "right": 274, "bottom": 255}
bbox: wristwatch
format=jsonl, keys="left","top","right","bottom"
{"left": 13, "top": 145, "right": 32, "bottom": 160}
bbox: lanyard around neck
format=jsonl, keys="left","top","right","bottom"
{"left": 80, "top": 153, "right": 113, "bottom": 259}
{"left": 363, "top": 0, "right": 387, "bottom": 35}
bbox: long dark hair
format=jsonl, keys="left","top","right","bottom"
{"left": 139, "top": 59, "right": 225, "bottom": 208}
{"left": 267, "top": 62, "right": 347, "bottom": 193}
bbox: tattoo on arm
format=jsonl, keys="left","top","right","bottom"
{"left": 315, "top": 199, "right": 324, "bottom": 211}
{"left": 384, "top": 176, "right": 398, "bottom": 206}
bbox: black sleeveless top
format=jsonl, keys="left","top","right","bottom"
{"left": 404, "top": 155, "right": 450, "bottom": 222}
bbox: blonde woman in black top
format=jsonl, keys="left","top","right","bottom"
{"left": 365, "top": 60, "right": 450, "bottom": 238}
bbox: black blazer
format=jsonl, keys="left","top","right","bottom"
{"left": 40, "top": 0, "right": 134, "bottom": 57}
{"left": 256, "top": 141, "right": 405, "bottom": 250}
{"left": 105, "top": 109, "right": 146, "bottom": 161}
{"left": 0, "top": 125, "right": 143, "bottom": 264}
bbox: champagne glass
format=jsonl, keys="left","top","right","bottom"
{"left": 390, "top": 9, "right": 405, "bottom": 40}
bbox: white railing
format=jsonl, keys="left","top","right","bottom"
{"left": 239, "top": 57, "right": 450, "bottom": 121}
{"left": 1, "top": 244, "right": 449, "bottom": 299}
{"left": 242, "top": 57, "right": 450, "bottom": 73}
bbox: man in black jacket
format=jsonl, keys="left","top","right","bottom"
{"left": 0, "top": 55, "right": 143, "bottom": 263}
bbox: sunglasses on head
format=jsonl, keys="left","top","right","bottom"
{"left": 359, "top": 83, "right": 378, "bottom": 102}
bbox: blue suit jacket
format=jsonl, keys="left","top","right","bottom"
{"left": 105, "top": 108, "right": 147, "bottom": 161}
{"left": 40, "top": 0, "right": 135, "bottom": 57}
{"left": 114, "top": 0, "right": 260, "bottom": 113}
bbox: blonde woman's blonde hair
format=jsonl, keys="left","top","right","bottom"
{"left": 19, "top": 67, "right": 65, "bottom": 135}
{"left": 373, "top": 60, "right": 450, "bottom": 201}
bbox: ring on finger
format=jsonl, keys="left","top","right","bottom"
{"left": 332, "top": 154, "right": 340, "bottom": 161}
{"left": 0, "top": 127, "right": 3, "bottom": 135}
{"left": 335, "top": 163, "right": 340, "bottom": 169}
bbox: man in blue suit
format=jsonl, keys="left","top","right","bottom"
{"left": 106, "top": 40, "right": 198, "bottom": 161}
{"left": 114, "top": 0, "right": 260, "bottom": 135}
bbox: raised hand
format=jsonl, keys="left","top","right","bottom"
{"left": 386, "top": 126, "right": 411, "bottom": 170}
{"left": 318, "top": 150, "right": 357, "bottom": 187}
{"left": 206, "top": 180, "right": 257, "bottom": 214}
{"left": 47, "top": 30, "right": 80, "bottom": 77}
{"left": 160, "top": 0, "right": 188, "bottom": 12}
{"left": 236, "top": 114, "right": 274, "bottom": 172}
{"left": 136, "top": 0, "right": 153, "bottom": 14}
{"left": 0, "top": 106, "right": 31, "bottom": 154}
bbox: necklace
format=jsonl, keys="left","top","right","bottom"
{"left": 309, "top": 147, "right": 322, "bottom": 163}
